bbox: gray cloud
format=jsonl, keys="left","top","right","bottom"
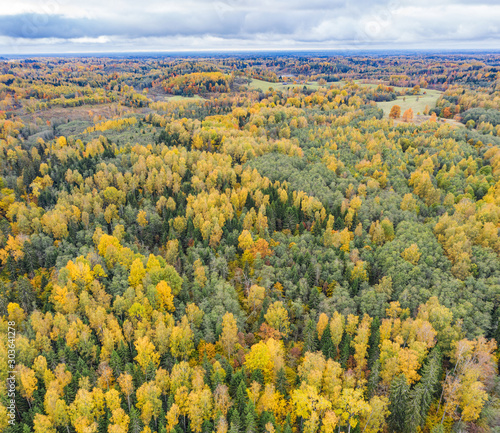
{"left": 0, "top": 13, "right": 247, "bottom": 39}
{"left": 0, "top": 0, "right": 499, "bottom": 53}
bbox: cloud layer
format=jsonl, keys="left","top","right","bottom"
{"left": 1, "top": 0, "right": 499, "bottom": 54}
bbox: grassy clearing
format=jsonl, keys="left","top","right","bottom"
{"left": 83, "top": 123, "right": 159, "bottom": 146}
{"left": 335, "top": 81, "right": 442, "bottom": 115}
{"left": 249, "top": 78, "right": 324, "bottom": 92}
{"left": 348, "top": 80, "right": 442, "bottom": 116}
{"left": 377, "top": 89, "right": 442, "bottom": 117}
{"left": 19, "top": 103, "right": 133, "bottom": 124}
{"left": 166, "top": 95, "right": 203, "bottom": 101}
{"left": 55, "top": 120, "right": 94, "bottom": 137}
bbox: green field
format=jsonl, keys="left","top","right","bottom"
{"left": 337, "top": 81, "right": 443, "bottom": 116}
{"left": 377, "top": 88, "right": 442, "bottom": 116}
{"left": 353, "top": 81, "right": 443, "bottom": 116}
{"left": 166, "top": 95, "right": 203, "bottom": 101}
{"left": 249, "top": 78, "right": 324, "bottom": 92}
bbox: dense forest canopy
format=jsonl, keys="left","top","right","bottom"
{"left": 1, "top": 53, "right": 500, "bottom": 433}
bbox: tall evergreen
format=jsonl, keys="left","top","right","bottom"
{"left": 236, "top": 381, "right": 247, "bottom": 416}
{"left": 303, "top": 316, "right": 317, "bottom": 352}
{"left": 339, "top": 333, "right": 352, "bottom": 369}
{"left": 283, "top": 416, "right": 293, "bottom": 433}
{"left": 412, "top": 348, "right": 442, "bottom": 428}
{"left": 388, "top": 375, "right": 410, "bottom": 433}
{"left": 110, "top": 349, "right": 124, "bottom": 376}
{"left": 405, "top": 395, "right": 421, "bottom": 433}
{"left": 276, "top": 367, "right": 289, "bottom": 397}
{"left": 244, "top": 401, "right": 257, "bottom": 433}
{"left": 250, "top": 368, "right": 264, "bottom": 385}
{"left": 230, "top": 370, "right": 244, "bottom": 397}
{"left": 367, "top": 360, "right": 380, "bottom": 399}
{"left": 320, "top": 324, "right": 335, "bottom": 359}
{"left": 229, "top": 409, "right": 242, "bottom": 433}
{"left": 367, "top": 317, "right": 381, "bottom": 369}
{"left": 308, "top": 286, "right": 320, "bottom": 310}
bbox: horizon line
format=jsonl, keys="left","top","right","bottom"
{"left": 2, "top": 47, "right": 500, "bottom": 59}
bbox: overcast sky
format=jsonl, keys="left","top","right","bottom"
{"left": 0, "top": 0, "right": 499, "bottom": 54}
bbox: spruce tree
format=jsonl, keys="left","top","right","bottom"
{"left": 388, "top": 375, "right": 410, "bottom": 433}
{"left": 412, "top": 348, "right": 442, "bottom": 428}
{"left": 285, "top": 207, "right": 297, "bottom": 231}
{"left": 312, "top": 220, "right": 322, "bottom": 237}
{"left": 229, "top": 409, "right": 242, "bottom": 433}
{"left": 202, "top": 419, "right": 213, "bottom": 433}
{"left": 339, "top": 333, "right": 352, "bottom": 369}
{"left": 303, "top": 316, "right": 317, "bottom": 352}
{"left": 202, "top": 355, "right": 213, "bottom": 389}
{"left": 405, "top": 395, "right": 421, "bottom": 433}
{"left": 245, "top": 401, "right": 257, "bottom": 433}
{"left": 307, "top": 263, "right": 316, "bottom": 288}
{"left": 110, "top": 349, "right": 123, "bottom": 376}
{"left": 236, "top": 381, "right": 247, "bottom": 415}
{"left": 320, "top": 324, "right": 335, "bottom": 359}
{"left": 367, "top": 317, "right": 381, "bottom": 368}
{"left": 283, "top": 416, "right": 293, "bottom": 433}
{"left": 118, "top": 338, "right": 131, "bottom": 363}
{"left": 250, "top": 368, "right": 264, "bottom": 385}
{"left": 308, "top": 286, "right": 320, "bottom": 310}
{"left": 367, "top": 360, "right": 380, "bottom": 399}
{"left": 230, "top": 370, "right": 244, "bottom": 397}
{"left": 129, "top": 407, "right": 142, "bottom": 433}
{"left": 276, "top": 367, "right": 288, "bottom": 397}
{"left": 221, "top": 357, "right": 233, "bottom": 385}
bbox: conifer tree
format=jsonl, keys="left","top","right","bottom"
{"left": 388, "top": 375, "right": 410, "bottom": 433}
{"left": 320, "top": 324, "right": 335, "bottom": 359}
{"left": 276, "top": 367, "right": 288, "bottom": 397}
{"left": 244, "top": 401, "right": 257, "bottom": 433}
{"left": 229, "top": 409, "right": 241, "bottom": 433}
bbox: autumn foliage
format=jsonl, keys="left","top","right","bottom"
{"left": 0, "top": 54, "right": 499, "bottom": 433}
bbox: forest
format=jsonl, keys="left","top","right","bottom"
{"left": 0, "top": 53, "right": 500, "bottom": 433}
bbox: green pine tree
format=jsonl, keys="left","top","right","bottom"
{"left": 283, "top": 415, "right": 293, "bottom": 433}
{"left": 412, "top": 348, "right": 442, "bottom": 428}
{"left": 229, "top": 409, "right": 242, "bottom": 433}
{"left": 388, "top": 375, "right": 410, "bottom": 433}
{"left": 308, "top": 286, "right": 320, "bottom": 310}
{"left": 367, "top": 360, "right": 380, "bottom": 399}
{"left": 303, "top": 316, "right": 317, "bottom": 352}
{"left": 236, "top": 381, "right": 247, "bottom": 415}
{"left": 245, "top": 401, "right": 257, "bottom": 433}
{"left": 276, "top": 367, "right": 288, "bottom": 397}
{"left": 307, "top": 263, "right": 316, "bottom": 287}
{"left": 110, "top": 349, "right": 123, "bottom": 376}
{"left": 320, "top": 324, "right": 335, "bottom": 359}
{"left": 250, "top": 368, "right": 264, "bottom": 385}
{"left": 367, "top": 317, "right": 381, "bottom": 369}
{"left": 230, "top": 370, "right": 244, "bottom": 397}
{"left": 339, "top": 333, "right": 352, "bottom": 369}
